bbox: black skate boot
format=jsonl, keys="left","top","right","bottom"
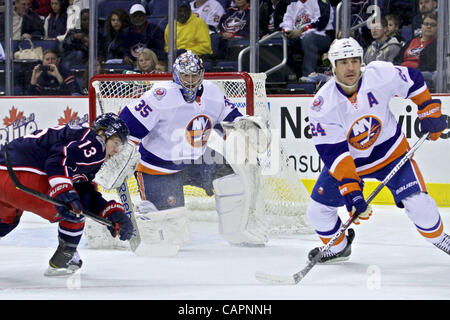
{"left": 308, "top": 228, "right": 355, "bottom": 263}
{"left": 433, "top": 233, "right": 450, "bottom": 255}
{"left": 44, "top": 238, "right": 83, "bottom": 276}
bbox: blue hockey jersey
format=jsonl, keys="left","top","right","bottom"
{"left": 0, "top": 124, "right": 106, "bottom": 187}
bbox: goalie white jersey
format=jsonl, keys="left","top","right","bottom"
{"left": 119, "top": 79, "right": 242, "bottom": 174}
{"left": 308, "top": 61, "right": 429, "bottom": 180}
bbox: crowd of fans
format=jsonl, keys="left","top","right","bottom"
{"left": 0, "top": 0, "right": 444, "bottom": 95}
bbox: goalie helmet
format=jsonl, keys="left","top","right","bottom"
{"left": 327, "top": 37, "right": 364, "bottom": 69}
{"left": 172, "top": 50, "right": 205, "bottom": 103}
{"left": 92, "top": 113, "right": 130, "bottom": 144}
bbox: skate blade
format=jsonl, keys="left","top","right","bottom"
{"left": 310, "top": 255, "right": 350, "bottom": 265}
{"left": 44, "top": 265, "right": 80, "bottom": 277}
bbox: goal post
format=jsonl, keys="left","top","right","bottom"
{"left": 88, "top": 72, "right": 312, "bottom": 234}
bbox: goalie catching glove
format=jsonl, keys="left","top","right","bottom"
{"left": 339, "top": 179, "right": 372, "bottom": 225}
{"left": 99, "top": 201, "right": 134, "bottom": 241}
{"left": 221, "top": 115, "right": 272, "bottom": 153}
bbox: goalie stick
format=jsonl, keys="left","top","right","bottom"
{"left": 255, "top": 132, "right": 430, "bottom": 285}
{"left": 3, "top": 143, "right": 117, "bottom": 230}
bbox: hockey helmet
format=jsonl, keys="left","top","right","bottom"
{"left": 328, "top": 37, "right": 364, "bottom": 69}
{"left": 173, "top": 50, "right": 205, "bottom": 103}
{"left": 92, "top": 113, "right": 130, "bottom": 144}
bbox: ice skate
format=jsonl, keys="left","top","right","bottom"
{"left": 308, "top": 228, "right": 355, "bottom": 263}
{"left": 433, "top": 233, "right": 450, "bottom": 255}
{"left": 44, "top": 238, "right": 83, "bottom": 276}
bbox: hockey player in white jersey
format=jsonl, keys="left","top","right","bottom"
{"left": 306, "top": 37, "right": 449, "bottom": 263}
{"left": 118, "top": 50, "right": 270, "bottom": 248}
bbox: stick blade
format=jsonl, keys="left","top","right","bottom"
{"left": 254, "top": 271, "right": 298, "bottom": 285}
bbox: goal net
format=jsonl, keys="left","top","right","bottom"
{"left": 89, "top": 72, "right": 311, "bottom": 234}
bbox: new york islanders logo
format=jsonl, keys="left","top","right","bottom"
{"left": 348, "top": 116, "right": 382, "bottom": 150}
{"left": 185, "top": 115, "right": 212, "bottom": 148}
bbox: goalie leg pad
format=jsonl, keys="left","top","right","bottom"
{"left": 214, "top": 174, "right": 268, "bottom": 247}
{"left": 135, "top": 206, "right": 191, "bottom": 247}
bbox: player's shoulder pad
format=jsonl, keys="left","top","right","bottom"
{"left": 364, "top": 60, "right": 398, "bottom": 84}
{"left": 140, "top": 81, "right": 180, "bottom": 108}
{"left": 201, "top": 80, "right": 226, "bottom": 103}
{"left": 81, "top": 129, "right": 107, "bottom": 158}
{"left": 308, "top": 80, "right": 338, "bottom": 118}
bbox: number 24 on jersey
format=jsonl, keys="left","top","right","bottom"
{"left": 310, "top": 122, "right": 326, "bottom": 136}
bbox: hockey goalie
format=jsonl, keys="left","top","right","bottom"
{"left": 85, "top": 51, "right": 272, "bottom": 255}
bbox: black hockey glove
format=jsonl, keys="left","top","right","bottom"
{"left": 99, "top": 201, "right": 134, "bottom": 241}
{"left": 49, "top": 183, "right": 84, "bottom": 223}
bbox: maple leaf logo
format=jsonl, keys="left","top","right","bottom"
{"left": 58, "top": 107, "right": 79, "bottom": 125}
{"left": 3, "top": 106, "right": 24, "bottom": 126}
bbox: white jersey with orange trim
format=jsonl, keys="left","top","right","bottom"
{"left": 308, "top": 61, "right": 429, "bottom": 181}
{"left": 119, "top": 80, "right": 242, "bottom": 175}
{"left": 190, "top": 0, "right": 225, "bottom": 33}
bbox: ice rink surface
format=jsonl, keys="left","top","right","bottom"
{"left": 1, "top": 205, "right": 449, "bottom": 301}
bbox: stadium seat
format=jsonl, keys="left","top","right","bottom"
{"left": 285, "top": 83, "right": 315, "bottom": 94}
{"left": 147, "top": 16, "right": 168, "bottom": 31}
{"left": 400, "top": 25, "right": 413, "bottom": 42}
{"left": 98, "top": 1, "right": 135, "bottom": 20}
{"left": 212, "top": 61, "right": 238, "bottom": 72}
{"left": 151, "top": 0, "right": 168, "bottom": 17}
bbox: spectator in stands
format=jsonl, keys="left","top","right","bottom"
{"left": 411, "top": 0, "right": 437, "bottom": 38}
{"left": 385, "top": 14, "right": 405, "bottom": 45}
{"left": 395, "top": 12, "right": 438, "bottom": 91}
{"left": 61, "top": 9, "right": 96, "bottom": 70}
{"left": 214, "top": 0, "right": 250, "bottom": 59}
{"left": 60, "top": 8, "right": 89, "bottom": 71}
{"left": 364, "top": 16, "right": 401, "bottom": 65}
{"left": 54, "top": 1, "right": 87, "bottom": 42}
{"left": 259, "top": 0, "right": 290, "bottom": 39}
{"left": 123, "top": 4, "right": 165, "bottom": 64}
{"left": 280, "top": 0, "right": 334, "bottom": 81}
{"left": 29, "top": 0, "right": 51, "bottom": 19}
{"left": 72, "top": 0, "right": 88, "bottom": 9}
{"left": 190, "top": 0, "right": 225, "bottom": 35}
{"left": 103, "top": 8, "right": 131, "bottom": 62}
{"left": 136, "top": 48, "right": 159, "bottom": 73}
{"left": 155, "top": 60, "right": 168, "bottom": 73}
{"left": 164, "top": 0, "right": 213, "bottom": 58}
{"left": 55, "top": 0, "right": 82, "bottom": 42}
{"left": 44, "top": 0, "right": 68, "bottom": 40}
{"left": 13, "top": 0, "right": 45, "bottom": 40}
{"left": 28, "top": 49, "right": 81, "bottom": 95}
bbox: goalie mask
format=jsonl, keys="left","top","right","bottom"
{"left": 92, "top": 113, "right": 130, "bottom": 144}
{"left": 173, "top": 50, "right": 205, "bottom": 103}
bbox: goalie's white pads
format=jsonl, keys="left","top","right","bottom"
{"left": 135, "top": 203, "right": 192, "bottom": 248}
{"left": 94, "top": 141, "right": 141, "bottom": 190}
{"left": 221, "top": 115, "right": 272, "bottom": 153}
{"left": 213, "top": 173, "right": 268, "bottom": 247}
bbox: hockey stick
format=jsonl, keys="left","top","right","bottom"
{"left": 117, "top": 181, "right": 181, "bottom": 256}
{"left": 255, "top": 132, "right": 430, "bottom": 285}
{"left": 3, "top": 143, "right": 116, "bottom": 229}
